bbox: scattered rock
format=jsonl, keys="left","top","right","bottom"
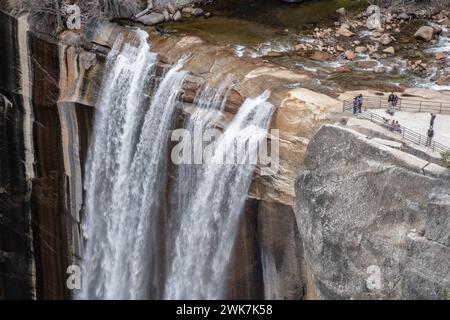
{"left": 429, "top": 22, "right": 443, "bottom": 35}
{"left": 435, "top": 52, "right": 447, "bottom": 60}
{"left": 383, "top": 46, "right": 395, "bottom": 54}
{"left": 384, "top": 14, "right": 393, "bottom": 24}
{"left": 294, "top": 43, "right": 306, "bottom": 51}
{"left": 372, "top": 31, "right": 382, "bottom": 37}
{"left": 265, "top": 51, "right": 284, "bottom": 57}
{"left": 173, "top": 10, "right": 182, "bottom": 22}
{"left": 371, "top": 52, "right": 383, "bottom": 59}
{"left": 167, "top": 4, "right": 176, "bottom": 14}
{"left": 344, "top": 50, "right": 357, "bottom": 60}
{"left": 379, "top": 33, "right": 393, "bottom": 45}
{"left": 181, "top": 6, "right": 193, "bottom": 15}
{"left": 310, "top": 51, "right": 333, "bottom": 61}
{"left": 162, "top": 9, "right": 170, "bottom": 21}
{"left": 356, "top": 60, "right": 378, "bottom": 68}
{"left": 439, "top": 17, "right": 450, "bottom": 28}
{"left": 336, "top": 65, "right": 352, "bottom": 73}
{"left": 191, "top": 8, "right": 204, "bottom": 17}
{"left": 336, "top": 45, "right": 345, "bottom": 52}
{"left": 337, "top": 25, "right": 354, "bottom": 37}
{"left": 398, "top": 12, "right": 409, "bottom": 20}
{"left": 336, "top": 7, "right": 347, "bottom": 17}
{"left": 374, "top": 66, "right": 387, "bottom": 73}
{"left": 136, "top": 12, "right": 165, "bottom": 25}
{"left": 355, "top": 46, "right": 367, "bottom": 53}
{"left": 366, "top": 5, "right": 382, "bottom": 30}
{"left": 367, "top": 43, "right": 379, "bottom": 54}
{"left": 414, "top": 26, "right": 434, "bottom": 41}
{"left": 436, "top": 75, "right": 450, "bottom": 85}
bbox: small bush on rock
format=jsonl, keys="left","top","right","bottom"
{"left": 441, "top": 151, "right": 450, "bottom": 168}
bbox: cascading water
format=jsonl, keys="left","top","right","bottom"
{"left": 169, "top": 76, "right": 234, "bottom": 223}
{"left": 78, "top": 30, "right": 186, "bottom": 300}
{"left": 164, "top": 90, "right": 274, "bottom": 299}
{"left": 78, "top": 26, "right": 274, "bottom": 300}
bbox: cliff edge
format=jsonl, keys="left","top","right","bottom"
{"left": 295, "top": 124, "right": 450, "bottom": 299}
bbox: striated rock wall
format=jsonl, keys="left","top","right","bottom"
{"left": 0, "top": 10, "right": 35, "bottom": 300}
{"left": 295, "top": 124, "right": 450, "bottom": 299}
{"left": 225, "top": 200, "right": 306, "bottom": 299}
{"left": 0, "top": 7, "right": 97, "bottom": 299}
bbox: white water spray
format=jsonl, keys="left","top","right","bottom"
{"left": 164, "top": 90, "right": 274, "bottom": 299}
{"left": 78, "top": 31, "right": 186, "bottom": 299}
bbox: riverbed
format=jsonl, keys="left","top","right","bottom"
{"left": 157, "top": 0, "right": 450, "bottom": 93}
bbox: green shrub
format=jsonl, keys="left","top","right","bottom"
{"left": 441, "top": 152, "right": 450, "bottom": 168}
{"left": 443, "top": 288, "right": 449, "bottom": 300}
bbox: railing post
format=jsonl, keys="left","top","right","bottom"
{"left": 440, "top": 103, "right": 442, "bottom": 114}
{"left": 419, "top": 101, "right": 422, "bottom": 112}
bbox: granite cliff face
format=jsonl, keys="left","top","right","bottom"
{"left": 295, "top": 124, "right": 450, "bottom": 299}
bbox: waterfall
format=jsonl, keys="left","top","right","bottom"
{"left": 79, "top": 27, "right": 274, "bottom": 300}
{"left": 169, "top": 77, "right": 234, "bottom": 225}
{"left": 78, "top": 30, "right": 186, "bottom": 300}
{"left": 164, "top": 90, "right": 274, "bottom": 299}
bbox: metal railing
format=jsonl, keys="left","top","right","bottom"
{"left": 343, "top": 100, "right": 450, "bottom": 154}
{"left": 357, "top": 95, "right": 450, "bottom": 114}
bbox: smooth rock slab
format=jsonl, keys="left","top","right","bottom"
{"left": 295, "top": 124, "right": 450, "bottom": 299}
{"left": 414, "top": 26, "right": 434, "bottom": 41}
{"left": 136, "top": 12, "right": 165, "bottom": 25}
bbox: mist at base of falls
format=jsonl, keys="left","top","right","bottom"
{"left": 78, "top": 30, "right": 274, "bottom": 300}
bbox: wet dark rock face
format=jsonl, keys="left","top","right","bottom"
{"left": 0, "top": 8, "right": 93, "bottom": 299}
{"left": 0, "top": 10, "right": 34, "bottom": 300}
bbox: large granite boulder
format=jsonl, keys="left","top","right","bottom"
{"left": 295, "top": 124, "right": 450, "bottom": 299}
{"left": 414, "top": 26, "right": 435, "bottom": 41}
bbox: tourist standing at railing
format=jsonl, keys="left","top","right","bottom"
{"left": 430, "top": 113, "right": 436, "bottom": 129}
{"left": 427, "top": 127, "right": 434, "bottom": 147}
{"left": 357, "top": 94, "right": 363, "bottom": 113}
{"left": 394, "top": 121, "right": 402, "bottom": 134}
{"left": 393, "top": 94, "right": 398, "bottom": 111}
{"left": 388, "top": 92, "right": 394, "bottom": 114}
{"left": 389, "top": 120, "right": 395, "bottom": 131}
{"left": 387, "top": 92, "right": 398, "bottom": 115}
{"left": 353, "top": 96, "right": 359, "bottom": 114}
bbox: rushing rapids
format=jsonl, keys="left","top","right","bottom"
{"left": 78, "top": 30, "right": 274, "bottom": 299}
